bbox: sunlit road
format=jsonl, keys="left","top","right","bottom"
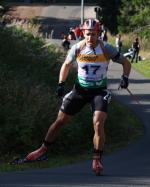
{"left": 38, "top": 5, "right": 95, "bottom": 38}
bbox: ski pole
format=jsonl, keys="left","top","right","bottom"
{"left": 118, "top": 85, "right": 141, "bottom": 105}
{"left": 126, "top": 87, "right": 141, "bottom": 105}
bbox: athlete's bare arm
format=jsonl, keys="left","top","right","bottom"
{"left": 59, "top": 61, "right": 72, "bottom": 83}
{"left": 121, "top": 57, "right": 131, "bottom": 77}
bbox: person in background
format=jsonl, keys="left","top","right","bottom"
{"left": 60, "top": 32, "right": 65, "bottom": 39}
{"left": 61, "top": 35, "right": 70, "bottom": 51}
{"left": 100, "top": 25, "right": 108, "bottom": 42}
{"left": 131, "top": 37, "right": 140, "bottom": 63}
{"left": 79, "top": 28, "right": 84, "bottom": 40}
{"left": 74, "top": 25, "right": 81, "bottom": 40}
{"left": 115, "top": 34, "right": 122, "bottom": 53}
{"left": 25, "top": 18, "right": 131, "bottom": 175}
{"left": 68, "top": 27, "right": 76, "bottom": 40}
{"left": 50, "top": 28, "right": 54, "bottom": 39}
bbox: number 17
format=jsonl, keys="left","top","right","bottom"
{"left": 82, "top": 65, "right": 100, "bottom": 74}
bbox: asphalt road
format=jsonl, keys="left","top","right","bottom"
{"left": 0, "top": 62, "right": 150, "bottom": 187}
{"left": 37, "top": 5, "right": 95, "bottom": 39}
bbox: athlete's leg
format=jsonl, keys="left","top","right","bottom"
{"left": 131, "top": 50, "right": 136, "bottom": 63}
{"left": 92, "top": 111, "right": 107, "bottom": 174}
{"left": 135, "top": 50, "right": 139, "bottom": 63}
{"left": 93, "top": 111, "right": 107, "bottom": 151}
{"left": 44, "top": 110, "right": 70, "bottom": 143}
{"left": 26, "top": 111, "right": 71, "bottom": 161}
{"left": 26, "top": 88, "right": 86, "bottom": 161}
{"left": 90, "top": 92, "right": 108, "bottom": 174}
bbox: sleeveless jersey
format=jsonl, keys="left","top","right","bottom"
{"left": 76, "top": 43, "right": 108, "bottom": 88}
{"left": 65, "top": 40, "right": 122, "bottom": 89}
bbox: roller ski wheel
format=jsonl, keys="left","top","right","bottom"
{"left": 92, "top": 159, "right": 103, "bottom": 176}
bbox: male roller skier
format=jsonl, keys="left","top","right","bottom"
{"left": 26, "top": 19, "right": 131, "bottom": 175}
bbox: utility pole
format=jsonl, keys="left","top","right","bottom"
{"left": 81, "top": 0, "right": 84, "bottom": 25}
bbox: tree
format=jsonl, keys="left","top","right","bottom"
{"left": 118, "top": 0, "right": 150, "bottom": 33}
{"left": 97, "top": 0, "right": 121, "bottom": 34}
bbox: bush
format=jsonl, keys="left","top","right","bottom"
{"left": 0, "top": 26, "right": 62, "bottom": 155}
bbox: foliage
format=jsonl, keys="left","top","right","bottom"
{"left": 0, "top": 26, "right": 62, "bottom": 155}
{"left": 96, "top": 0, "right": 120, "bottom": 34}
{"left": 134, "top": 26, "right": 150, "bottom": 41}
{"left": 118, "top": 0, "right": 150, "bottom": 37}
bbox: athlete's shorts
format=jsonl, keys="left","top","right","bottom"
{"left": 60, "top": 84, "right": 110, "bottom": 115}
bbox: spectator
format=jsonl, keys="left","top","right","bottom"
{"left": 131, "top": 37, "right": 140, "bottom": 63}
{"left": 61, "top": 35, "right": 70, "bottom": 51}
{"left": 74, "top": 25, "right": 81, "bottom": 40}
{"left": 68, "top": 27, "right": 76, "bottom": 40}
{"left": 60, "top": 32, "right": 65, "bottom": 39}
{"left": 115, "top": 34, "right": 122, "bottom": 53}
{"left": 50, "top": 28, "right": 54, "bottom": 39}
{"left": 79, "top": 29, "right": 84, "bottom": 40}
{"left": 101, "top": 27, "right": 108, "bottom": 42}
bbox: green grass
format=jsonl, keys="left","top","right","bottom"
{"left": 132, "top": 60, "right": 150, "bottom": 78}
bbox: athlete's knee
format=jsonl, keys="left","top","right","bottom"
{"left": 55, "top": 117, "right": 66, "bottom": 126}
{"left": 93, "top": 111, "right": 107, "bottom": 125}
{"left": 55, "top": 111, "right": 70, "bottom": 126}
{"left": 94, "top": 121, "right": 104, "bottom": 133}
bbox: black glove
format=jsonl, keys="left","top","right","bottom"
{"left": 120, "top": 75, "right": 129, "bottom": 89}
{"left": 56, "top": 82, "right": 65, "bottom": 97}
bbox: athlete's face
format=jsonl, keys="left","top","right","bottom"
{"left": 83, "top": 29, "right": 99, "bottom": 47}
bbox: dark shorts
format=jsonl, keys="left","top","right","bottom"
{"left": 60, "top": 85, "right": 109, "bottom": 115}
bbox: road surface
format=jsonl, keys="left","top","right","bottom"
{"left": 39, "top": 5, "right": 95, "bottom": 38}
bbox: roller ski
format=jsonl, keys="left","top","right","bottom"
{"left": 10, "top": 154, "right": 48, "bottom": 165}
{"left": 10, "top": 145, "right": 48, "bottom": 165}
{"left": 92, "top": 158, "right": 103, "bottom": 175}
{"left": 92, "top": 150, "right": 103, "bottom": 176}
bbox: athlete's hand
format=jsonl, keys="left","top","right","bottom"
{"left": 56, "top": 82, "right": 65, "bottom": 97}
{"left": 120, "top": 75, "right": 129, "bottom": 89}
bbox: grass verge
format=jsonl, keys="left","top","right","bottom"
{"left": 132, "top": 60, "right": 150, "bottom": 78}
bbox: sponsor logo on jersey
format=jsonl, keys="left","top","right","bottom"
{"left": 77, "top": 54, "right": 107, "bottom": 63}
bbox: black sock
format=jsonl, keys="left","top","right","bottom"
{"left": 43, "top": 140, "right": 51, "bottom": 147}
{"left": 93, "top": 149, "right": 103, "bottom": 158}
